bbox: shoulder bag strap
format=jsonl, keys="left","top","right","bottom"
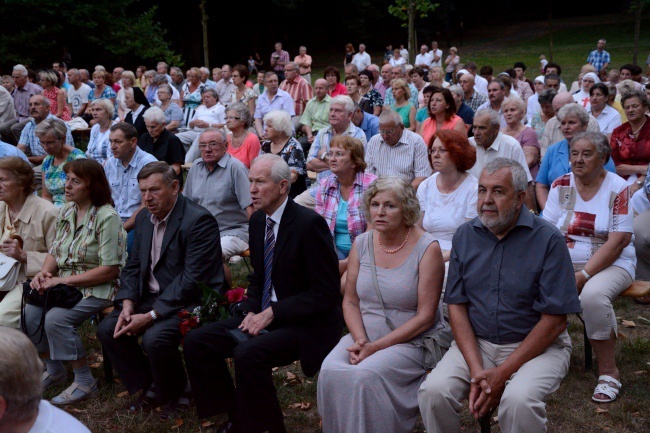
{"left": 367, "top": 230, "right": 396, "bottom": 331}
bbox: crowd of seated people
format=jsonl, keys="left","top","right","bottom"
{"left": 0, "top": 37, "right": 648, "bottom": 433}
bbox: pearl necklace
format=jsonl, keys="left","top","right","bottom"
{"left": 378, "top": 227, "right": 412, "bottom": 254}
{"left": 631, "top": 117, "right": 647, "bottom": 136}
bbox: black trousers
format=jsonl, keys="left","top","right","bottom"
{"left": 97, "top": 295, "right": 186, "bottom": 403}
{"left": 183, "top": 316, "right": 301, "bottom": 433}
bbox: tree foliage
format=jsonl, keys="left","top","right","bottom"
{"left": 388, "top": 0, "right": 438, "bottom": 28}
{"left": 0, "top": 0, "right": 181, "bottom": 68}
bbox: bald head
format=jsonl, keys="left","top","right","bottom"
{"left": 314, "top": 78, "right": 328, "bottom": 99}
{"left": 552, "top": 91, "right": 574, "bottom": 113}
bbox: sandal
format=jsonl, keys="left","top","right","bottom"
{"left": 592, "top": 375, "right": 621, "bottom": 403}
{"left": 51, "top": 380, "right": 98, "bottom": 405}
{"left": 42, "top": 371, "right": 68, "bottom": 391}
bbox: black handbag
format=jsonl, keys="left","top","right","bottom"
{"left": 21, "top": 280, "right": 83, "bottom": 343}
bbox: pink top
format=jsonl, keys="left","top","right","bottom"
{"left": 43, "top": 87, "right": 71, "bottom": 121}
{"left": 516, "top": 127, "right": 540, "bottom": 179}
{"left": 419, "top": 115, "right": 462, "bottom": 146}
{"left": 227, "top": 133, "right": 261, "bottom": 169}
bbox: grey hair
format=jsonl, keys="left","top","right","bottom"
{"left": 570, "top": 131, "right": 611, "bottom": 161}
{"left": 252, "top": 153, "right": 291, "bottom": 184}
{"left": 617, "top": 79, "right": 637, "bottom": 96}
{"left": 448, "top": 85, "right": 464, "bottom": 97}
{"left": 144, "top": 70, "right": 156, "bottom": 79}
{"left": 538, "top": 89, "right": 557, "bottom": 105}
{"left": 285, "top": 62, "right": 298, "bottom": 70}
{"left": 557, "top": 104, "right": 589, "bottom": 126}
{"left": 379, "top": 108, "right": 404, "bottom": 126}
{"left": 263, "top": 110, "right": 293, "bottom": 137}
{"left": 330, "top": 95, "right": 355, "bottom": 113}
{"left": 35, "top": 117, "right": 67, "bottom": 140}
{"left": 158, "top": 83, "right": 173, "bottom": 96}
{"left": 201, "top": 88, "right": 219, "bottom": 101}
{"left": 474, "top": 108, "right": 501, "bottom": 127}
{"left": 152, "top": 74, "right": 168, "bottom": 85}
{"left": 90, "top": 98, "right": 115, "bottom": 118}
{"left": 13, "top": 64, "right": 28, "bottom": 77}
{"left": 200, "top": 67, "right": 210, "bottom": 75}
{"left": 124, "top": 87, "right": 134, "bottom": 98}
{"left": 157, "top": 61, "right": 169, "bottom": 71}
{"left": 482, "top": 158, "right": 528, "bottom": 192}
{"left": 501, "top": 97, "right": 526, "bottom": 114}
{"left": 226, "top": 102, "right": 253, "bottom": 128}
{"left": 143, "top": 106, "right": 166, "bottom": 124}
{"left": 137, "top": 161, "right": 177, "bottom": 186}
{"left": 489, "top": 79, "right": 506, "bottom": 90}
{"left": 394, "top": 64, "right": 407, "bottom": 76}
{"left": 34, "top": 95, "right": 50, "bottom": 109}
{"left": 200, "top": 128, "right": 228, "bottom": 143}
{"left": 544, "top": 73, "right": 561, "bottom": 83}
{"left": 170, "top": 66, "right": 183, "bottom": 75}
{"left": 621, "top": 89, "right": 649, "bottom": 108}
{"left": 0, "top": 328, "right": 43, "bottom": 423}
{"left": 605, "top": 82, "right": 617, "bottom": 97}
{"left": 362, "top": 177, "right": 420, "bottom": 227}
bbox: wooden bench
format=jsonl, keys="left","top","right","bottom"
{"left": 582, "top": 280, "right": 650, "bottom": 370}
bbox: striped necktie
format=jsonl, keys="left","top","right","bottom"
{"left": 261, "top": 217, "right": 275, "bottom": 310}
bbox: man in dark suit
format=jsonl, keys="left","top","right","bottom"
{"left": 183, "top": 154, "right": 342, "bottom": 433}
{"left": 97, "top": 161, "right": 225, "bottom": 419}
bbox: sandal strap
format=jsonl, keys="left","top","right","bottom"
{"left": 594, "top": 383, "right": 620, "bottom": 399}
{"left": 597, "top": 375, "right": 622, "bottom": 388}
{"left": 61, "top": 380, "right": 97, "bottom": 397}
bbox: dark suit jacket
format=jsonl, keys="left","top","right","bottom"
{"left": 239, "top": 197, "right": 343, "bottom": 376}
{"left": 125, "top": 105, "right": 149, "bottom": 138}
{"left": 115, "top": 194, "right": 226, "bottom": 319}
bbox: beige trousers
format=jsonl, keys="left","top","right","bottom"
{"left": 418, "top": 330, "right": 572, "bottom": 433}
{"left": 293, "top": 189, "right": 315, "bottom": 210}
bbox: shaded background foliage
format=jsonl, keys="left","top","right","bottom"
{"left": 0, "top": 0, "right": 631, "bottom": 73}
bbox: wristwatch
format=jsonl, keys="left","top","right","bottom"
{"left": 149, "top": 310, "right": 158, "bottom": 321}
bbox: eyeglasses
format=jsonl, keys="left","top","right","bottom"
{"left": 226, "top": 116, "right": 241, "bottom": 120}
{"left": 379, "top": 127, "right": 400, "bottom": 135}
{"left": 325, "top": 151, "right": 347, "bottom": 158}
{"left": 198, "top": 141, "right": 225, "bottom": 150}
{"left": 428, "top": 147, "right": 448, "bottom": 155}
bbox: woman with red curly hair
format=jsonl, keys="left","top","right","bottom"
{"left": 416, "top": 129, "right": 477, "bottom": 262}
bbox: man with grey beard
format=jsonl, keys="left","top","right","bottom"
{"left": 418, "top": 158, "right": 580, "bottom": 433}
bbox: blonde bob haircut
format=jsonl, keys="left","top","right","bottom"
{"left": 363, "top": 177, "right": 420, "bottom": 227}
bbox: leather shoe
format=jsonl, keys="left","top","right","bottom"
{"left": 215, "top": 420, "right": 240, "bottom": 433}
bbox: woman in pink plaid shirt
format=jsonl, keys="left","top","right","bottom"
{"left": 315, "top": 135, "right": 377, "bottom": 291}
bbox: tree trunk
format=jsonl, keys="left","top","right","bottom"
{"left": 633, "top": 0, "right": 641, "bottom": 65}
{"left": 199, "top": 1, "right": 209, "bottom": 68}
{"left": 547, "top": 1, "right": 554, "bottom": 62}
{"left": 408, "top": 1, "right": 416, "bottom": 64}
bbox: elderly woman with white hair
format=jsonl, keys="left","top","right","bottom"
{"left": 139, "top": 107, "right": 185, "bottom": 179}
{"left": 573, "top": 72, "right": 600, "bottom": 110}
{"left": 157, "top": 83, "right": 184, "bottom": 133}
{"left": 260, "top": 110, "right": 306, "bottom": 198}
{"left": 543, "top": 131, "right": 635, "bottom": 404}
{"left": 536, "top": 104, "right": 617, "bottom": 209}
{"left": 86, "top": 99, "right": 115, "bottom": 164}
{"left": 501, "top": 97, "right": 540, "bottom": 179}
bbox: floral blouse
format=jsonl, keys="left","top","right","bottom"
{"left": 360, "top": 88, "right": 383, "bottom": 109}
{"left": 42, "top": 149, "right": 86, "bottom": 207}
{"left": 260, "top": 137, "right": 306, "bottom": 197}
{"left": 50, "top": 203, "right": 126, "bottom": 299}
{"left": 182, "top": 82, "right": 206, "bottom": 110}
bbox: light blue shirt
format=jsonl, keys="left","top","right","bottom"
{"left": 360, "top": 112, "right": 380, "bottom": 142}
{"left": 384, "top": 83, "right": 419, "bottom": 108}
{"left": 0, "top": 142, "right": 29, "bottom": 162}
{"left": 104, "top": 147, "right": 158, "bottom": 219}
{"left": 254, "top": 89, "right": 296, "bottom": 119}
{"left": 536, "top": 139, "right": 617, "bottom": 186}
{"left": 19, "top": 114, "right": 74, "bottom": 157}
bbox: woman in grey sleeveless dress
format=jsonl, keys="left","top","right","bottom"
{"left": 317, "top": 177, "right": 445, "bottom": 433}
